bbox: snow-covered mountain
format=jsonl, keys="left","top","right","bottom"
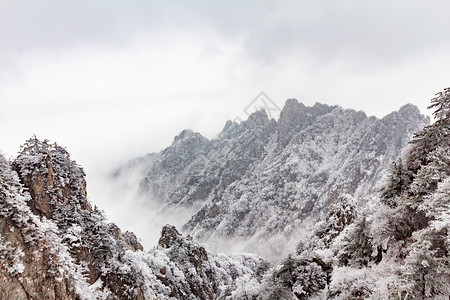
{"left": 115, "top": 99, "right": 429, "bottom": 257}
{"left": 2, "top": 89, "right": 449, "bottom": 299}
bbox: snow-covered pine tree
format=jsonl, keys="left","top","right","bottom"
{"left": 407, "top": 87, "right": 450, "bottom": 174}
{"left": 428, "top": 87, "right": 450, "bottom": 122}
{"left": 410, "top": 146, "right": 450, "bottom": 198}
{"left": 381, "top": 158, "right": 412, "bottom": 207}
{"left": 270, "top": 253, "right": 328, "bottom": 299}
{"left": 336, "top": 216, "right": 373, "bottom": 268}
{"left": 315, "top": 195, "right": 357, "bottom": 247}
{"left": 402, "top": 237, "right": 448, "bottom": 298}
{"left": 400, "top": 176, "right": 450, "bottom": 298}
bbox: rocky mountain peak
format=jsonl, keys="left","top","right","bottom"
{"left": 244, "top": 108, "right": 270, "bottom": 127}
{"left": 281, "top": 98, "right": 306, "bottom": 114}
{"left": 277, "top": 99, "right": 336, "bottom": 146}
{"left": 158, "top": 225, "right": 182, "bottom": 249}
{"left": 156, "top": 130, "right": 210, "bottom": 176}
{"left": 382, "top": 103, "right": 428, "bottom": 124}
{"left": 398, "top": 102, "right": 422, "bottom": 114}
{"left": 172, "top": 129, "right": 206, "bottom": 145}
{"left": 218, "top": 120, "right": 239, "bottom": 139}
{"left": 12, "top": 137, "right": 90, "bottom": 219}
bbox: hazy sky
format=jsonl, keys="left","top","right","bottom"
{"left": 1, "top": 1, "right": 450, "bottom": 228}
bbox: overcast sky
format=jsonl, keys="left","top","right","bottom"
{"left": 1, "top": 1, "right": 450, "bottom": 227}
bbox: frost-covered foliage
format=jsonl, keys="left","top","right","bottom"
{"left": 315, "top": 88, "right": 450, "bottom": 299}
{"left": 115, "top": 101, "right": 428, "bottom": 257}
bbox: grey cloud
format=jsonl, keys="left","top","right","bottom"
{"left": 236, "top": 1, "right": 450, "bottom": 67}
{"left": 0, "top": 1, "right": 174, "bottom": 50}
{"left": 2, "top": 1, "right": 450, "bottom": 67}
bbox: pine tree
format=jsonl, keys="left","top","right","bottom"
{"left": 336, "top": 217, "right": 373, "bottom": 267}
{"left": 402, "top": 178, "right": 450, "bottom": 298}
{"left": 428, "top": 87, "right": 450, "bottom": 122}
{"left": 402, "top": 237, "right": 449, "bottom": 298}
{"left": 381, "top": 158, "right": 411, "bottom": 207}
{"left": 410, "top": 147, "right": 450, "bottom": 197}
{"left": 273, "top": 254, "right": 328, "bottom": 299}
{"left": 407, "top": 87, "right": 450, "bottom": 173}
{"left": 315, "top": 195, "right": 357, "bottom": 246}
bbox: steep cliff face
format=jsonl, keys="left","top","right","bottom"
{"left": 116, "top": 100, "right": 429, "bottom": 257}
{"left": 0, "top": 152, "right": 83, "bottom": 299}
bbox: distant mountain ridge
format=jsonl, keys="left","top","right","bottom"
{"left": 115, "top": 99, "right": 429, "bottom": 257}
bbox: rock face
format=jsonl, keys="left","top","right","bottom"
{"left": 14, "top": 152, "right": 90, "bottom": 219}
{"left": 0, "top": 150, "right": 78, "bottom": 299}
{"left": 116, "top": 100, "right": 429, "bottom": 257}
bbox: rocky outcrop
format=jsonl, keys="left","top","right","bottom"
{"left": 12, "top": 140, "right": 91, "bottom": 220}
{"left": 277, "top": 100, "right": 336, "bottom": 147}
{"left": 0, "top": 153, "right": 78, "bottom": 299}
{"left": 123, "top": 231, "right": 144, "bottom": 252}
{"left": 1, "top": 139, "right": 149, "bottom": 299}
{"left": 157, "top": 225, "right": 217, "bottom": 299}
{"left": 149, "top": 224, "right": 268, "bottom": 300}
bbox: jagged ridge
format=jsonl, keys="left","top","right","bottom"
{"left": 117, "top": 100, "right": 429, "bottom": 257}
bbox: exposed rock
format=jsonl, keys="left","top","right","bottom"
{"left": 1, "top": 140, "right": 151, "bottom": 299}
{"left": 0, "top": 220, "right": 75, "bottom": 300}
{"left": 157, "top": 225, "right": 216, "bottom": 299}
{"left": 1, "top": 154, "right": 77, "bottom": 300}
{"left": 158, "top": 225, "right": 182, "bottom": 249}
{"left": 123, "top": 231, "right": 144, "bottom": 252}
